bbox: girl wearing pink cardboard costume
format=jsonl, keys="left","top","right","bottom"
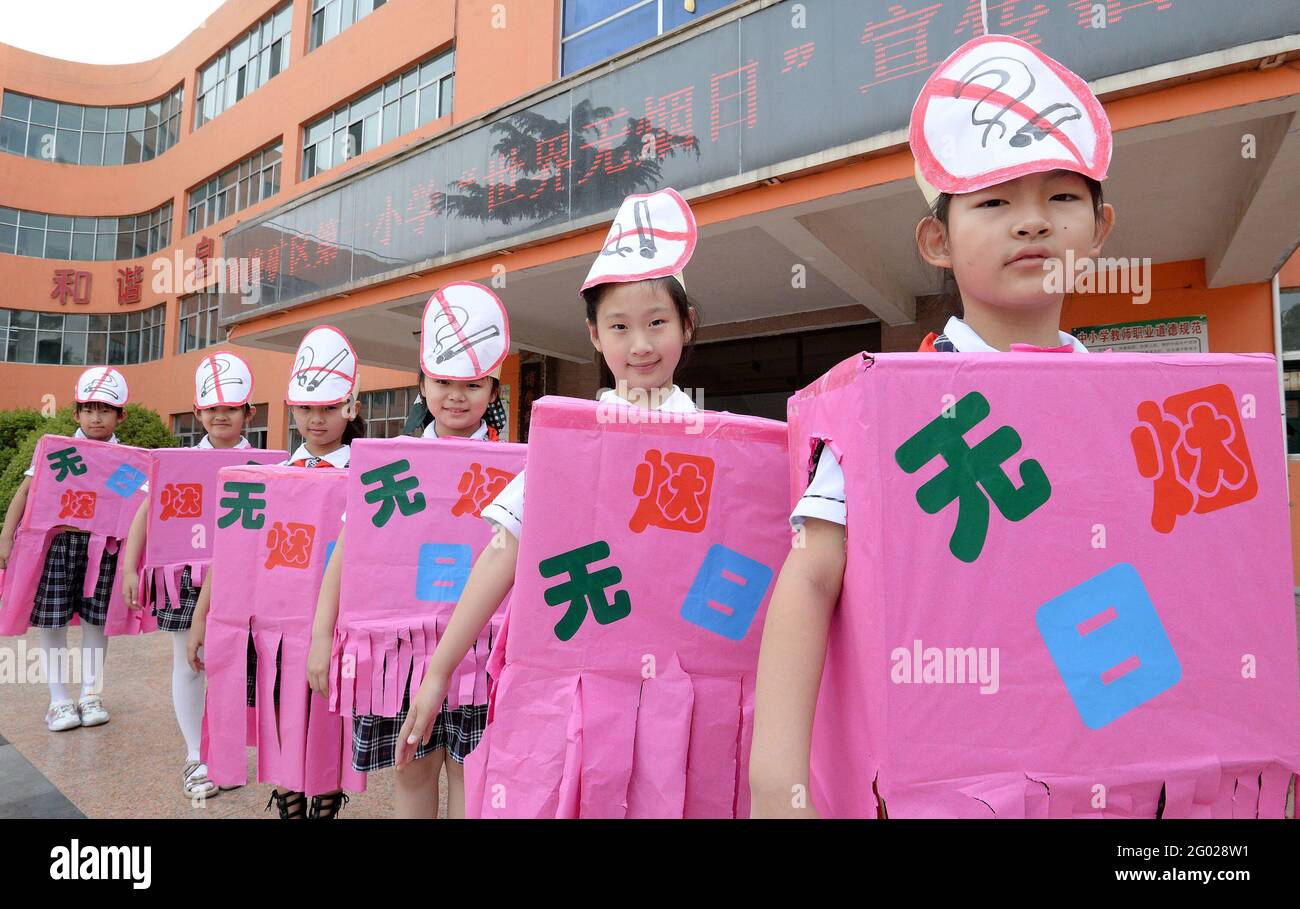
{"left": 394, "top": 189, "right": 703, "bottom": 791}
{"left": 120, "top": 352, "right": 258, "bottom": 800}
{"left": 308, "top": 282, "right": 511, "bottom": 819}
{"left": 750, "top": 35, "right": 1117, "bottom": 817}
{"left": 189, "top": 326, "right": 365, "bottom": 819}
{"left": 0, "top": 367, "right": 130, "bottom": 734}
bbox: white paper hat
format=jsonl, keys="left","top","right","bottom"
{"left": 74, "top": 366, "right": 129, "bottom": 407}
{"left": 581, "top": 187, "right": 697, "bottom": 292}
{"left": 909, "top": 35, "right": 1111, "bottom": 206}
{"left": 194, "top": 351, "right": 254, "bottom": 409}
{"left": 286, "top": 325, "right": 359, "bottom": 407}
{"left": 421, "top": 282, "right": 510, "bottom": 381}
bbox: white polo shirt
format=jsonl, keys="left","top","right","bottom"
{"left": 283, "top": 443, "right": 352, "bottom": 468}
{"left": 197, "top": 435, "right": 252, "bottom": 449}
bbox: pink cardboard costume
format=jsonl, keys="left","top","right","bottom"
{"left": 332, "top": 436, "right": 525, "bottom": 718}
{"left": 203, "top": 464, "right": 365, "bottom": 795}
{"left": 136, "top": 447, "right": 285, "bottom": 629}
{"left": 786, "top": 352, "right": 1300, "bottom": 818}
{"left": 464, "top": 396, "right": 789, "bottom": 818}
{"left": 0, "top": 435, "right": 151, "bottom": 636}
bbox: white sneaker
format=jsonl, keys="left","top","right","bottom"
{"left": 45, "top": 700, "right": 81, "bottom": 732}
{"left": 77, "top": 694, "right": 109, "bottom": 727}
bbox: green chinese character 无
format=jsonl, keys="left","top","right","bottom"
{"left": 360, "top": 458, "right": 426, "bottom": 528}
{"left": 217, "top": 481, "right": 268, "bottom": 530}
{"left": 46, "top": 447, "right": 87, "bottom": 482}
{"left": 894, "top": 391, "right": 1051, "bottom": 563}
{"left": 539, "top": 540, "right": 632, "bottom": 642}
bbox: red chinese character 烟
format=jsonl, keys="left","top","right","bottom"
{"left": 452, "top": 464, "right": 518, "bottom": 518}
{"left": 59, "top": 490, "right": 97, "bottom": 520}
{"left": 159, "top": 483, "right": 204, "bottom": 521}
{"left": 264, "top": 521, "right": 317, "bottom": 569}
{"left": 628, "top": 449, "right": 715, "bottom": 534}
{"left": 1130, "top": 383, "right": 1257, "bottom": 534}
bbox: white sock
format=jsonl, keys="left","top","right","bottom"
{"left": 36, "top": 626, "right": 70, "bottom": 705}
{"left": 169, "top": 632, "right": 205, "bottom": 762}
{"left": 78, "top": 622, "right": 108, "bottom": 699}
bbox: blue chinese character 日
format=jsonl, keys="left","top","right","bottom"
{"left": 416, "top": 543, "right": 473, "bottom": 603}
{"left": 105, "top": 464, "right": 148, "bottom": 497}
{"left": 1036, "top": 563, "right": 1181, "bottom": 730}
{"left": 680, "top": 544, "right": 773, "bottom": 641}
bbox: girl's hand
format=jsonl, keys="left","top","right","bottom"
{"left": 187, "top": 621, "right": 206, "bottom": 673}
{"left": 395, "top": 669, "right": 448, "bottom": 767}
{"left": 0, "top": 536, "right": 11, "bottom": 570}
{"left": 306, "top": 632, "right": 333, "bottom": 698}
{"left": 122, "top": 572, "right": 140, "bottom": 610}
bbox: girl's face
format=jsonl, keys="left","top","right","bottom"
{"left": 587, "top": 281, "right": 692, "bottom": 397}
{"left": 291, "top": 403, "right": 349, "bottom": 451}
{"left": 421, "top": 375, "right": 495, "bottom": 436}
{"left": 197, "top": 405, "right": 250, "bottom": 447}
{"left": 75, "top": 402, "right": 123, "bottom": 441}
{"left": 918, "top": 169, "right": 1115, "bottom": 311}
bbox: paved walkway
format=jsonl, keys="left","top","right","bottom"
{"left": 0, "top": 625, "right": 447, "bottom": 819}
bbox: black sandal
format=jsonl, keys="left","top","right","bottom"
{"left": 309, "top": 791, "right": 350, "bottom": 820}
{"left": 266, "top": 789, "right": 308, "bottom": 819}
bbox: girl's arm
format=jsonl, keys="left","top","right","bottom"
{"left": 187, "top": 570, "right": 213, "bottom": 673}
{"left": 121, "top": 500, "right": 148, "bottom": 609}
{"left": 307, "top": 525, "right": 346, "bottom": 696}
{"left": 0, "top": 475, "right": 33, "bottom": 569}
{"left": 749, "top": 517, "right": 846, "bottom": 818}
{"left": 395, "top": 529, "right": 518, "bottom": 766}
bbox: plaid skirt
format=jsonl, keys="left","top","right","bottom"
{"left": 29, "top": 531, "right": 117, "bottom": 628}
{"left": 151, "top": 566, "right": 198, "bottom": 633}
{"left": 352, "top": 688, "right": 489, "bottom": 772}
{"left": 245, "top": 636, "right": 282, "bottom": 707}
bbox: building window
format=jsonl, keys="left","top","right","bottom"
{"left": 560, "top": 0, "right": 740, "bottom": 75}
{"left": 0, "top": 202, "right": 173, "bottom": 261}
{"left": 1, "top": 85, "right": 184, "bottom": 165}
{"left": 173, "top": 401, "right": 269, "bottom": 448}
{"left": 187, "top": 141, "right": 283, "bottom": 234}
{"left": 178, "top": 291, "right": 224, "bottom": 353}
{"left": 309, "top": 0, "right": 387, "bottom": 51}
{"left": 362, "top": 386, "right": 418, "bottom": 438}
{"left": 301, "top": 49, "right": 453, "bottom": 180}
{"left": 0, "top": 304, "right": 165, "bottom": 366}
{"left": 286, "top": 385, "right": 416, "bottom": 451}
{"left": 1282, "top": 289, "right": 1300, "bottom": 457}
{"left": 195, "top": 2, "right": 293, "bottom": 130}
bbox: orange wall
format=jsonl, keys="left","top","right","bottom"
{"left": 0, "top": 0, "right": 558, "bottom": 445}
{"left": 1281, "top": 247, "right": 1300, "bottom": 289}
{"left": 1061, "top": 259, "right": 1275, "bottom": 353}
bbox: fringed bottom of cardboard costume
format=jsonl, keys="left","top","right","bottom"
{"left": 851, "top": 762, "right": 1296, "bottom": 819}
{"left": 0, "top": 526, "right": 140, "bottom": 636}
{"left": 464, "top": 652, "right": 752, "bottom": 818}
{"left": 203, "top": 616, "right": 367, "bottom": 796}
{"left": 330, "top": 612, "right": 500, "bottom": 719}
{"left": 134, "top": 560, "right": 212, "bottom": 634}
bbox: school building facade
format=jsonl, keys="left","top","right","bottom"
{"left": 2, "top": 0, "right": 1300, "bottom": 579}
